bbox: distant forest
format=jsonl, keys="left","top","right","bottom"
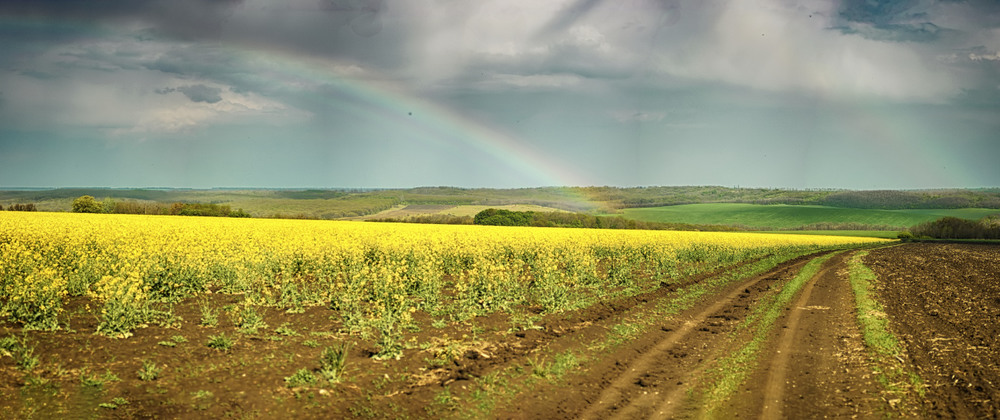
{"left": 582, "top": 187, "right": 1000, "bottom": 210}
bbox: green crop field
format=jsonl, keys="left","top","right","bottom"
{"left": 621, "top": 203, "right": 999, "bottom": 230}
{"left": 757, "top": 230, "right": 901, "bottom": 239}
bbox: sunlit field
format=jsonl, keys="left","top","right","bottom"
{"left": 1, "top": 211, "right": 887, "bottom": 341}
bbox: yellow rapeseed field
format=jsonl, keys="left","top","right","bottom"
{"left": 1, "top": 212, "right": 889, "bottom": 344}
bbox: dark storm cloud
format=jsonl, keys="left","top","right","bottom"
{"left": 1, "top": 0, "right": 999, "bottom": 189}
{"left": 177, "top": 84, "right": 223, "bottom": 103}
{"left": 837, "top": 0, "right": 922, "bottom": 25}
{"left": 319, "top": 0, "right": 387, "bottom": 37}
{"left": 533, "top": 0, "right": 603, "bottom": 40}
{"left": 0, "top": 0, "right": 244, "bottom": 39}
{"left": 207, "top": 0, "right": 411, "bottom": 70}
{"left": 155, "top": 85, "right": 223, "bottom": 103}
{"left": 0, "top": 0, "right": 410, "bottom": 69}
{"left": 18, "top": 69, "right": 57, "bottom": 80}
{"left": 835, "top": 21, "right": 945, "bottom": 42}
{"left": 834, "top": 0, "right": 944, "bottom": 42}
{"left": 834, "top": 0, "right": 1000, "bottom": 42}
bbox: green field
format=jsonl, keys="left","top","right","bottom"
{"left": 757, "top": 230, "right": 901, "bottom": 239}
{"left": 621, "top": 204, "right": 999, "bottom": 230}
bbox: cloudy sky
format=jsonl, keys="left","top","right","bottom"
{"left": 1, "top": 0, "right": 998, "bottom": 189}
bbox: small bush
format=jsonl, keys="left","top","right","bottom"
{"left": 72, "top": 196, "right": 103, "bottom": 213}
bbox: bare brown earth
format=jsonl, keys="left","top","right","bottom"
{"left": 865, "top": 243, "right": 1000, "bottom": 419}
{"left": 342, "top": 204, "right": 568, "bottom": 221}
{"left": 2, "top": 244, "right": 998, "bottom": 418}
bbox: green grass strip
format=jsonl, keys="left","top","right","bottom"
{"left": 847, "top": 251, "right": 925, "bottom": 411}
{"left": 847, "top": 251, "right": 902, "bottom": 356}
{"left": 700, "top": 251, "right": 840, "bottom": 415}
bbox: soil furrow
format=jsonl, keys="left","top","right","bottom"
{"left": 865, "top": 243, "right": 1000, "bottom": 418}
{"left": 715, "top": 251, "right": 883, "bottom": 419}
{"left": 575, "top": 256, "right": 815, "bottom": 419}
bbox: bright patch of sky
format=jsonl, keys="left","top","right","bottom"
{"left": 1, "top": 0, "right": 998, "bottom": 189}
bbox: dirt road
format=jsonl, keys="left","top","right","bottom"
{"left": 495, "top": 243, "right": 1000, "bottom": 419}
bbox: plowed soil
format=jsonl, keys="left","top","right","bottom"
{"left": 865, "top": 243, "right": 1000, "bottom": 419}
{"left": 3, "top": 243, "right": 998, "bottom": 418}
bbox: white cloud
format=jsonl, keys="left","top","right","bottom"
{"left": 485, "top": 73, "right": 583, "bottom": 88}
{"left": 110, "top": 87, "right": 306, "bottom": 137}
{"left": 649, "top": 1, "right": 959, "bottom": 102}
{"left": 395, "top": 0, "right": 988, "bottom": 102}
{"left": 403, "top": 0, "right": 629, "bottom": 87}
{"left": 565, "top": 25, "right": 611, "bottom": 54}
{"left": 0, "top": 32, "right": 311, "bottom": 138}
{"left": 969, "top": 51, "right": 1000, "bottom": 61}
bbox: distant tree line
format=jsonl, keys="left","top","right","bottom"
{"left": 370, "top": 214, "right": 474, "bottom": 225}
{"left": 597, "top": 187, "right": 1000, "bottom": 210}
{"left": 820, "top": 190, "right": 1000, "bottom": 210}
{"left": 169, "top": 202, "right": 250, "bottom": 218}
{"left": 905, "top": 215, "right": 1000, "bottom": 240}
{"left": 455, "top": 208, "right": 742, "bottom": 232}
{"left": 71, "top": 195, "right": 249, "bottom": 218}
{"left": 2, "top": 203, "right": 37, "bottom": 211}
{"left": 781, "top": 222, "right": 904, "bottom": 231}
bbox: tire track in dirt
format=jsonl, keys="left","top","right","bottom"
{"left": 575, "top": 255, "right": 819, "bottom": 420}
{"left": 650, "top": 253, "right": 837, "bottom": 420}
{"left": 719, "top": 251, "right": 883, "bottom": 419}
{"left": 758, "top": 253, "right": 836, "bottom": 419}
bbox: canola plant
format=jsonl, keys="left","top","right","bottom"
{"left": 0, "top": 212, "right": 889, "bottom": 350}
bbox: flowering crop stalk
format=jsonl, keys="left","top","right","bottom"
{"left": 0, "top": 212, "right": 891, "bottom": 342}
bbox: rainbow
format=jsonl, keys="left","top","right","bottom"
{"left": 226, "top": 47, "right": 597, "bottom": 189}
{"left": 215, "top": 46, "right": 604, "bottom": 208}
{"left": 0, "top": 16, "right": 596, "bottom": 193}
